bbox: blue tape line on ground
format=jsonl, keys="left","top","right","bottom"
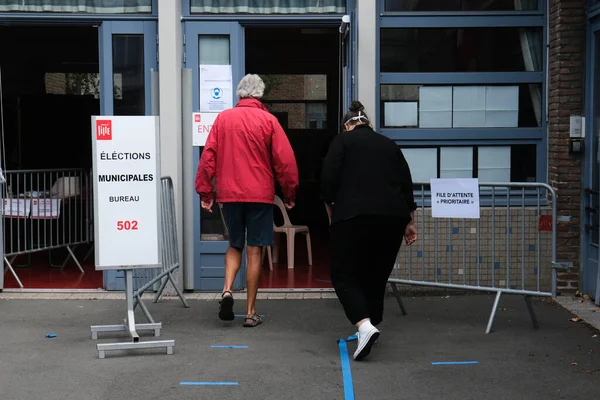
{"left": 337, "top": 339, "right": 355, "bottom": 400}
{"left": 346, "top": 334, "right": 357, "bottom": 342}
{"left": 210, "top": 346, "right": 248, "bottom": 349}
{"left": 431, "top": 361, "right": 479, "bottom": 365}
{"left": 180, "top": 382, "right": 239, "bottom": 386}
{"left": 234, "top": 314, "right": 265, "bottom": 318}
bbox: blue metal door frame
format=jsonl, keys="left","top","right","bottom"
{"left": 583, "top": 15, "right": 600, "bottom": 305}
{"left": 99, "top": 20, "right": 158, "bottom": 290}
{"left": 184, "top": 21, "right": 246, "bottom": 291}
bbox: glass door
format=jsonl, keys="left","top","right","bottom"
{"left": 584, "top": 20, "right": 600, "bottom": 305}
{"left": 98, "top": 21, "right": 157, "bottom": 290}
{"left": 185, "top": 22, "right": 245, "bottom": 291}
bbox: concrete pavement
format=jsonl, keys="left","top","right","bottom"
{"left": 0, "top": 294, "right": 598, "bottom": 400}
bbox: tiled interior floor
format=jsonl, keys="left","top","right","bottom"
{"left": 3, "top": 232, "right": 332, "bottom": 290}
{"left": 3, "top": 247, "right": 102, "bottom": 290}
{"left": 259, "top": 230, "right": 333, "bottom": 289}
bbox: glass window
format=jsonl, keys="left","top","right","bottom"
{"left": 385, "top": 0, "right": 538, "bottom": 12}
{"left": 261, "top": 74, "right": 327, "bottom": 101}
{"left": 198, "top": 36, "right": 230, "bottom": 113}
{"left": 198, "top": 35, "right": 231, "bottom": 238}
{"left": 381, "top": 84, "right": 542, "bottom": 128}
{"left": 191, "top": 0, "right": 345, "bottom": 14}
{"left": 402, "top": 145, "right": 536, "bottom": 182}
{"left": 0, "top": 0, "right": 151, "bottom": 13}
{"left": 259, "top": 74, "right": 328, "bottom": 130}
{"left": 478, "top": 146, "right": 511, "bottom": 181}
{"left": 380, "top": 27, "right": 543, "bottom": 73}
{"left": 199, "top": 36, "right": 230, "bottom": 65}
{"left": 112, "top": 34, "right": 145, "bottom": 116}
{"left": 440, "top": 147, "right": 473, "bottom": 178}
{"left": 263, "top": 103, "right": 328, "bottom": 130}
{"left": 402, "top": 148, "right": 438, "bottom": 182}
{"left": 45, "top": 73, "right": 123, "bottom": 99}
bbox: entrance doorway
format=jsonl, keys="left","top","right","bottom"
{"left": 1, "top": 22, "right": 157, "bottom": 290}
{"left": 583, "top": 18, "right": 600, "bottom": 305}
{"left": 187, "top": 21, "right": 349, "bottom": 291}
{"left": 246, "top": 27, "right": 340, "bottom": 289}
{"left": 0, "top": 25, "right": 102, "bottom": 290}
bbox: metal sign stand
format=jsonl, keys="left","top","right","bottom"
{"left": 89, "top": 116, "right": 175, "bottom": 359}
{"left": 91, "top": 269, "right": 174, "bottom": 359}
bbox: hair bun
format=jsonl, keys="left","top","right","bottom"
{"left": 349, "top": 101, "right": 365, "bottom": 113}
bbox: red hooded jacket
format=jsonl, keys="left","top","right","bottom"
{"left": 195, "top": 98, "right": 299, "bottom": 204}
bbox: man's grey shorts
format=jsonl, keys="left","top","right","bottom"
{"left": 222, "top": 202, "right": 274, "bottom": 249}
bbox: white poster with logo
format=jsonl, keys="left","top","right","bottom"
{"left": 199, "top": 64, "right": 233, "bottom": 112}
{"left": 31, "top": 199, "right": 61, "bottom": 219}
{"left": 192, "top": 112, "right": 219, "bottom": 146}
{"left": 91, "top": 116, "right": 161, "bottom": 270}
{"left": 1, "top": 199, "right": 31, "bottom": 218}
{"left": 430, "top": 178, "right": 480, "bottom": 219}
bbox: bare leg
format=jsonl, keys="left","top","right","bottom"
{"left": 218, "top": 246, "right": 242, "bottom": 321}
{"left": 245, "top": 246, "right": 262, "bottom": 316}
{"left": 355, "top": 318, "right": 370, "bottom": 328}
{"left": 223, "top": 246, "right": 242, "bottom": 293}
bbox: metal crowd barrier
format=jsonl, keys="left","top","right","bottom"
{"left": 131, "top": 176, "right": 189, "bottom": 323}
{"left": 388, "top": 182, "right": 558, "bottom": 334}
{"left": 2, "top": 168, "right": 92, "bottom": 288}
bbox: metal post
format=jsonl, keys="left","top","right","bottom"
{"left": 389, "top": 282, "right": 407, "bottom": 316}
{"left": 91, "top": 268, "right": 175, "bottom": 359}
{"left": 485, "top": 291, "right": 502, "bottom": 334}
{"left": 523, "top": 295, "right": 539, "bottom": 329}
{"left": 181, "top": 68, "right": 194, "bottom": 291}
{"left": 125, "top": 269, "right": 140, "bottom": 342}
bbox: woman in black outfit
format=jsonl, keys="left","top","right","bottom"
{"left": 321, "top": 101, "right": 417, "bottom": 361}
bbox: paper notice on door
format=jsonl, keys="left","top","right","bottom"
{"left": 31, "top": 199, "right": 61, "bottom": 219}
{"left": 193, "top": 112, "right": 219, "bottom": 146}
{"left": 200, "top": 65, "right": 233, "bottom": 112}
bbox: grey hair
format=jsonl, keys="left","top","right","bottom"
{"left": 236, "top": 74, "right": 265, "bottom": 99}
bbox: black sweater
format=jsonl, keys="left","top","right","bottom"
{"left": 321, "top": 125, "right": 417, "bottom": 224}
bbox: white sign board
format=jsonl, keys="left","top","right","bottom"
{"left": 2, "top": 199, "right": 31, "bottom": 218}
{"left": 430, "top": 178, "right": 480, "bottom": 219}
{"left": 91, "top": 116, "right": 161, "bottom": 270}
{"left": 31, "top": 199, "right": 61, "bottom": 219}
{"left": 199, "top": 64, "right": 233, "bottom": 112}
{"left": 193, "top": 112, "right": 219, "bottom": 146}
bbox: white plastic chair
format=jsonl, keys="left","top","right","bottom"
{"left": 272, "top": 195, "right": 313, "bottom": 269}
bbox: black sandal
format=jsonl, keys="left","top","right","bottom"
{"left": 218, "top": 291, "right": 235, "bottom": 321}
{"left": 243, "top": 313, "right": 263, "bottom": 328}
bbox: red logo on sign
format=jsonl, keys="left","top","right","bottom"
{"left": 194, "top": 114, "right": 201, "bottom": 123}
{"left": 538, "top": 215, "right": 552, "bottom": 232}
{"left": 96, "top": 120, "right": 112, "bottom": 140}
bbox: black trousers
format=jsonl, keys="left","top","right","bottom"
{"left": 330, "top": 215, "right": 409, "bottom": 326}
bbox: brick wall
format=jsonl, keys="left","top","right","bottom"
{"left": 548, "top": 0, "right": 586, "bottom": 293}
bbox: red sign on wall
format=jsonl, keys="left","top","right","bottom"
{"left": 96, "top": 120, "right": 112, "bottom": 141}
{"left": 538, "top": 215, "right": 552, "bottom": 232}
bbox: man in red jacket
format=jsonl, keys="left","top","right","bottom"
{"left": 195, "top": 74, "right": 299, "bottom": 328}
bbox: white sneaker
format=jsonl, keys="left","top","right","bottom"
{"left": 353, "top": 326, "right": 380, "bottom": 361}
